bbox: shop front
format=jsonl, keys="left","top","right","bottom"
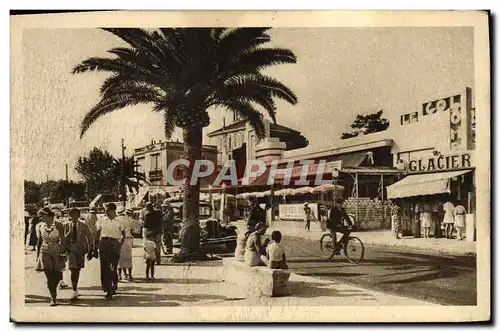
{"left": 387, "top": 150, "right": 476, "bottom": 240}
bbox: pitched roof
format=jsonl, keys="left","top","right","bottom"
{"left": 207, "top": 120, "right": 246, "bottom": 137}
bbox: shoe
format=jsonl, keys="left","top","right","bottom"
{"left": 105, "top": 292, "right": 113, "bottom": 300}
{"left": 71, "top": 291, "right": 80, "bottom": 300}
{"left": 49, "top": 299, "right": 57, "bottom": 306}
{"left": 59, "top": 282, "right": 68, "bottom": 290}
{"left": 128, "top": 276, "right": 133, "bottom": 281}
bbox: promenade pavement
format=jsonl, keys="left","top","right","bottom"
{"left": 233, "top": 220, "right": 476, "bottom": 256}
{"left": 24, "top": 240, "right": 435, "bottom": 309}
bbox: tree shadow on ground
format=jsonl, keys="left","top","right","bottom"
{"left": 287, "top": 281, "right": 376, "bottom": 301}
{"left": 25, "top": 291, "right": 241, "bottom": 307}
{"left": 376, "top": 266, "right": 460, "bottom": 285}
{"left": 296, "top": 271, "right": 366, "bottom": 278}
{"left": 288, "top": 258, "right": 335, "bottom": 264}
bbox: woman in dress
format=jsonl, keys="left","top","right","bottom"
{"left": 27, "top": 215, "right": 40, "bottom": 251}
{"left": 244, "top": 222, "right": 269, "bottom": 267}
{"left": 453, "top": 204, "right": 467, "bottom": 240}
{"left": 421, "top": 201, "right": 432, "bottom": 238}
{"left": 234, "top": 222, "right": 255, "bottom": 261}
{"left": 442, "top": 201, "right": 455, "bottom": 239}
{"left": 118, "top": 209, "right": 135, "bottom": 281}
{"left": 35, "top": 207, "right": 66, "bottom": 306}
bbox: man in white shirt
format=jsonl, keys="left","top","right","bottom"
{"left": 96, "top": 203, "right": 126, "bottom": 300}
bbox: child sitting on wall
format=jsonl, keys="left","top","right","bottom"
{"left": 261, "top": 231, "right": 288, "bottom": 270}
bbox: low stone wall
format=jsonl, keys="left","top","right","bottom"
{"left": 221, "top": 258, "right": 291, "bottom": 297}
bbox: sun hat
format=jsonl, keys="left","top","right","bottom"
{"left": 37, "top": 207, "right": 54, "bottom": 217}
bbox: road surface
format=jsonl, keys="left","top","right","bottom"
{"left": 282, "top": 236, "right": 477, "bottom": 306}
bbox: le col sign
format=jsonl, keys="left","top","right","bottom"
{"left": 408, "top": 152, "right": 473, "bottom": 173}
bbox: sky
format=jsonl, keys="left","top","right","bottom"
{"left": 21, "top": 27, "right": 474, "bottom": 183}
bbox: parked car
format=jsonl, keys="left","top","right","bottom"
{"left": 170, "top": 201, "right": 238, "bottom": 252}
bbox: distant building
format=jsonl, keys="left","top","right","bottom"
{"left": 131, "top": 139, "right": 217, "bottom": 206}
{"left": 207, "top": 113, "right": 309, "bottom": 181}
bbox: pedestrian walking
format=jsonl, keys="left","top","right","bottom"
{"left": 453, "top": 204, "right": 467, "bottom": 240}
{"left": 118, "top": 209, "right": 135, "bottom": 281}
{"left": 247, "top": 198, "right": 266, "bottom": 230}
{"left": 35, "top": 207, "right": 66, "bottom": 306}
{"left": 161, "top": 200, "right": 175, "bottom": 255}
{"left": 442, "top": 200, "right": 455, "bottom": 239}
{"left": 391, "top": 204, "right": 402, "bottom": 239}
{"left": 303, "top": 203, "right": 317, "bottom": 232}
{"left": 27, "top": 215, "right": 40, "bottom": 251}
{"left": 62, "top": 208, "right": 94, "bottom": 300}
{"left": 24, "top": 211, "right": 31, "bottom": 246}
{"left": 144, "top": 231, "right": 157, "bottom": 281}
{"left": 421, "top": 201, "right": 432, "bottom": 238}
{"left": 412, "top": 203, "right": 422, "bottom": 238}
{"left": 96, "top": 203, "right": 126, "bottom": 300}
{"left": 432, "top": 202, "right": 441, "bottom": 238}
{"left": 85, "top": 207, "right": 98, "bottom": 243}
{"left": 141, "top": 202, "right": 163, "bottom": 265}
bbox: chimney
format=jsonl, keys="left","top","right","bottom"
{"left": 223, "top": 117, "right": 226, "bottom": 129}
{"left": 151, "top": 139, "right": 154, "bottom": 145}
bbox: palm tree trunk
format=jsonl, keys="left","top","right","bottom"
{"left": 175, "top": 125, "right": 206, "bottom": 261}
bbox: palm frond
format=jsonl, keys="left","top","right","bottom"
{"left": 218, "top": 28, "right": 271, "bottom": 56}
{"left": 80, "top": 91, "right": 159, "bottom": 138}
{"left": 221, "top": 99, "right": 266, "bottom": 138}
{"left": 163, "top": 110, "right": 177, "bottom": 139}
{"left": 230, "top": 47, "right": 297, "bottom": 72}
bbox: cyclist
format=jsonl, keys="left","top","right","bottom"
{"left": 327, "top": 199, "right": 353, "bottom": 254}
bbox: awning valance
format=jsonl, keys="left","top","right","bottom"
{"left": 387, "top": 170, "right": 472, "bottom": 199}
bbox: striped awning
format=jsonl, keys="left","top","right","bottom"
{"left": 387, "top": 170, "right": 472, "bottom": 199}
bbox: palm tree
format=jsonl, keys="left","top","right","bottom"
{"left": 73, "top": 28, "right": 298, "bottom": 261}
{"left": 76, "top": 147, "right": 146, "bottom": 199}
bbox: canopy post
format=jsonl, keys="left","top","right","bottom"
{"left": 379, "top": 173, "right": 385, "bottom": 225}
{"left": 355, "top": 172, "right": 359, "bottom": 226}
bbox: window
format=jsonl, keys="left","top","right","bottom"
{"left": 151, "top": 153, "right": 161, "bottom": 170}
{"left": 136, "top": 157, "right": 145, "bottom": 173}
{"left": 228, "top": 136, "right": 232, "bottom": 150}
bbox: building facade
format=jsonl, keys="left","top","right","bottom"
{"left": 229, "top": 87, "right": 477, "bottom": 238}
{"left": 131, "top": 139, "right": 218, "bottom": 206}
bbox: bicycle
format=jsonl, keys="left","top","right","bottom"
{"left": 319, "top": 227, "right": 365, "bottom": 264}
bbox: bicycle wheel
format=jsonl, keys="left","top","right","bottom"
{"left": 319, "top": 233, "right": 335, "bottom": 259}
{"left": 343, "top": 236, "right": 364, "bottom": 264}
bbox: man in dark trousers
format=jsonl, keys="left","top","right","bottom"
{"left": 247, "top": 198, "right": 266, "bottom": 229}
{"left": 327, "top": 199, "right": 353, "bottom": 254}
{"left": 161, "top": 200, "right": 175, "bottom": 254}
{"left": 141, "top": 202, "right": 163, "bottom": 265}
{"left": 96, "top": 203, "right": 125, "bottom": 300}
